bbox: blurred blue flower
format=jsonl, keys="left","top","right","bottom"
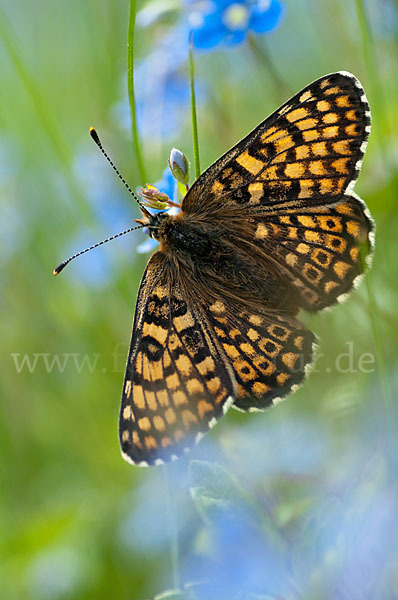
{"left": 122, "top": 404, "right": 398, "bottom": 599}
{"left": 136, "top": 65, "right": 190, "bottom": 141}
{"left": 69, "top": 149, "right": 137, "bottom": 287}
{"left": 27, "top": 546, "right": 85, "bottom": 599}
{"left": 112, "top": 23, "right": 191, "bottom": 143}
{"left": 189, "top": 0, "right": 284, "bottom": 49}
{"left": 114, "top": 26, "right": 192, "bottom": 143}
{"left": 118, "top": 461, "right": 192, "bottom": 557}
{"left": 136, "top": 167, "right": 180, "bottom": 254}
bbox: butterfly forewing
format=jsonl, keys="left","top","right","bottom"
{"left": 119, "top": 254, "right": 235, "bottom": 465}
{"left": 182, "top": 72, "right": 370, "bottom": 213}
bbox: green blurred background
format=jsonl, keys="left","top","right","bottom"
{"left": 1, "top": 1, "right": 397, "bottom": 599}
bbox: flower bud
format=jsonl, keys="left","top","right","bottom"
{"left": 138, "top": 184, "right": 169, "bottom": 210}
{"left": 168, "top": 147, "right": 189, "bottom": 185}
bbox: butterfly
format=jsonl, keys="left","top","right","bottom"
{"left": 119, "top": 71, "right": 374, "bottom": 466}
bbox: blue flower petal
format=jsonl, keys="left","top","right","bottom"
{"left": 249, "top": 0, "right": 284, "bottom": 33}
{"left": 154, "top": 167, "right": 177, "bottom": 200}
{"left": 190, "top": 1, "right": 284, "bottom": 49}
{"left": 224, "top": 28, "right": 247, "bottom": 45}
{"left": 192, "top": 11, "right": 226, "bottom": 49}
{"left": 212, "top": 0, "right": 239, "bottom": 9}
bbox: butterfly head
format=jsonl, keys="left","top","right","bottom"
{"left": 135, "top": 210, "right": 170, "bottom": 240}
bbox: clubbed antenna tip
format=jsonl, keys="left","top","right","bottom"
{"left": 53, "top": 261, "right": 67, "bottom": 276}
{"left": 89, "top": 126, "right": 101, "bottom": 146}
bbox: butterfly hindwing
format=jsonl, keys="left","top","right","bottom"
{"left": 250, "top": 194, "right": 373, "bottom": 310}
{"left": 119, "top": 253, "right": 235, "bottom": 466}
{"left": 182, "top": 72, "right": 370, "bottom": 214}
{"left": 206, "top": 301, "right": 316, "bottom": 412}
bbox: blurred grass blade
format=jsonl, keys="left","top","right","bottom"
{"left": 247, "top": 33, "right": 291, "bottom": 104}
{"left": 0, "top": 8, "right": 67, "bottom": 163}
{"left": 128, "top": 0, "right": 147, "bottom": 184}
{"left": 0, "top": 6, "right": 93, "bottom": 222}
{"left": 189, "top": 460, "right": 262, "bottom": 527}
{"left": 154, "top": 590, "right": 189, "bottom": 600}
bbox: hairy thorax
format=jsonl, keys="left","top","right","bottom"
{"left": 156, "top": 213, "right": 213, "bottom": 258}
{"left": 152, "top": 211, "right": 297, "bottom": 314}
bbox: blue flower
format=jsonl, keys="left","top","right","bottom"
{"left": 136, "top": 167, "right": 180, "bottom": 254}
{"left": 135, "top": 57, "right": 190, "bottom": 140}
{"left": 68, "top": 150, "right": 135, "bottom": 287}
{"left": 190, "top": 0, "right": 284, "bottom": 49}
{"left": 113, "top": 26, "right": 192, "bottom": 142}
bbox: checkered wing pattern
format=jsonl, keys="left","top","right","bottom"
{"left": 118, "top": 72, "right": 373, "bottom": 464}
{"left": 119, "top": 253, "right": 234, "bottom": 466}
{"left": 250, "top": 195, "right": 373, "bottom": 310}
{"left": 182, "top": 71, "right": 373, "bottom": 310}
{"left": 207, "top": 301, "right": 316, "bottom": 412}
{"left": 182, "top": 72, "right": 370, "bottom": 213}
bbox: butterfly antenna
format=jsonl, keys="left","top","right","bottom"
{"left": 53, "top": 224, "right": 145, "bottom": 276}
{"left": 89, "top": 127, "right": 151, "bottom": 218}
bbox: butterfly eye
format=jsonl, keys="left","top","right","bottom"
{"left": 145, "top": 212, "right": 168, "bottom": 237}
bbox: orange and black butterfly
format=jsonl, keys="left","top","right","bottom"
{"left": 55, "top": 71, "right": 373, "bottom": 466}
{"left": 116, "top": 71, "right": 373, "bottom": 466}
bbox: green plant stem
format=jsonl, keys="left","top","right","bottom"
{"left": 247, "top": 33, "right": 291, "bottom": 104}
{"left": 163, "top": 464, "right": 180, "bottom": 591}
{"left": 128, "top": 0, "right": 147, "bottom": 184}
{"left": 189, "top": 35, "right": 201, "bottom": 179}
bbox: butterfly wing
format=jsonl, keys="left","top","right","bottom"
{"left": 182, "top": 72, "right": 373, "bottom": 310}
{"left": 120, "top": 253, "right": 316, "bottom": 463}
{"left": 119, "top": 253, "right": 235, "bottom": 466}
{"left": 205, "top": 300, "right": 316, "bottom": 412}
{"left": 247, "top": 193, "right": 373, "bottom": 310}
{"left": 182, "top": 71, "right": 370, "bottom": 213}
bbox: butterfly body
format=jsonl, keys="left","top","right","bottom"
{"left": 120, "top": 72, "right": 373, "bottom": 466}
{"left": 145, "top": 208, "right": 297, "bottom": 318}
{"left": 155, "top": 213, "right": 216, "bottom": 259}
